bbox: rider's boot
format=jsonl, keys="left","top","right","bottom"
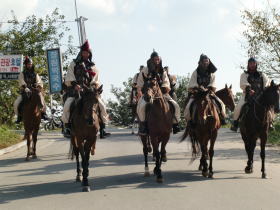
{"left": 172, "top": 123, "right": 180, "bottom": 134}
{"left": 100, "top": 123, "right": 111, "bottom": 139}
{"left": 15, "top": 115, "right": 22, "bottom": 124}
{"left": 230, "top": 120, "right": 239, "bottom": 132}
{"left": 219, "top": 114, "right": 227, "bottom": 126}
{"left": 64, "top": 123, "right": 71, "bottom": 137}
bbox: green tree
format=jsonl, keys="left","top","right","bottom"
{"left": 242, "top": 7, "right": 280, "bottom": 78}
{"left": 0, "top": 9, "right": 77, "bottom": 125}
{"left": 107, "top": 78, "right": 133, "bottom": 126}
{"left": 175, "top": 75, "right": 190, "bottom": 128}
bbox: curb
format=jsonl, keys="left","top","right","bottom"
{"left": 0, "top": 140, "right": 26, "bottom": 156}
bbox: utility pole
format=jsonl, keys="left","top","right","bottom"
{"left": 74, "top": 0, "right": 88, "bottom": 45}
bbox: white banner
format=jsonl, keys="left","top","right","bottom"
{"left": 0, "top": 55, "right": 23, "bottom": 80}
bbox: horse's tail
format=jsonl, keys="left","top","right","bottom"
{"left": 180, "top": 126, "right": 189, "bottom": 142}
{"left": 180, "top": 126, "right": 200, "bottom": 162}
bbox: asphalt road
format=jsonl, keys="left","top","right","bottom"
{"left": 0, "top": 128, "right": 280, "bottom": 210}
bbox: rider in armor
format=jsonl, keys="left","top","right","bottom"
{"left": 136, "top": 51, "right": 181, "bottom": 135}
{"left": 184, "top": 54, "right": 227, "bottom": 127}
{"left": 230, "top": 57, "right": 271, "bottom": 131}
{"left": 61, "top": 40, "right": 110, "bottom": 138}
{"left": 14, "top": 56, "right": 49, "bottom": 123}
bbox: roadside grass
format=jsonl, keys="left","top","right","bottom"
{"left": 0, "top": 125, "right": 22, "bottom": 149}
{"left": 268, "top": 120, "right": 280, "bottom": 145}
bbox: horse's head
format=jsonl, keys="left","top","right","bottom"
{"left": 23, "top": 86, "right": 44, "bottom": 108}
{"left": 143, "top": 76, "right": 162, "bottom": 103}
{"left": 80, "top": 86, "right": 100, "bottom": 125}
{"left": 216, "top": 84, "right": 235, "bottom": 112}
{"left": 263, "top": 80, "right": 280, "bottom": 113}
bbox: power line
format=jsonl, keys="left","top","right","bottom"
{"left": 0, "top": 20, "right": 76, "bottom": 24}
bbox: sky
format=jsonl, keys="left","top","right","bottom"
{"left": 0, "top": 0, "right": 279, "bottom": 101}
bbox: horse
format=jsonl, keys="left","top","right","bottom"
{"left": 22, "top": 87, "right": 43, "bottom": 161}
{"left": 181, "top": 89, "right": 221, "bottom": 178}
{"left": 69, "top": 86, "right": 101, "bottom": 192}
{"left": 216, "top": 84, "right": 235, "bottom": 112}
{"left": 239, "top": 81, "right": 280, "bottom": 178}
{"left": 192, "top": 84, "right": 235, "bottom": 171}
{"left": 140, "top": 77, "right": 173, "bottom": 183}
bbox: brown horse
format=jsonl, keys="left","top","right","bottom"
{"left": 216, "top": 84, "right": 235, "bottom": 112}
{"left": 22, "top": 87, "right": 43, "bottom": 161}
{"left": 193, "top": 85, "right": 235, "bottom": 171}
{"left": 70, "top": 86, "right": 100, "bottom": 192}
{"left": 239, "top": 81, "right": 280, "bottom": 178}
{"left": 181, "top": 89, "right": 220, "bottom": 178}
{"left": 140, "top": 77, "right": 173, "bottom": 183}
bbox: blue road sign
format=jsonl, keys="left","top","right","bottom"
{"left": 46, "top": 48, "right": 63, "bottom": 94}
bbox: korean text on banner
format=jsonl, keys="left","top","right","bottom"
{"left": 0, "top": 55, "right": 23, "bottom": 80}
{"left": 47, "top": 48, "right": 63, "bottom": 94}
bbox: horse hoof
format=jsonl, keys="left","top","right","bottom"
{"left": 156, "top": 177, "right": 163, "bottom": 183}
{"left": 262, "top": 173, "right": 267, "bottom": 179}
{"left": 76, "top": 176, "right": 82, "bottom": 182}
{"left": 32, "top": 155, "right": 37, "bottom": 159}
{"left": 245, "top": 166, "right": 253, "bottom": 174}
{"left": 82, "top": 186, "right": 91, "bottom": 192}
{"left": 144, "top": 172, "right": 150, "bottom": 177}
{"left": 25, "top": 156, "right": 31, "bottom": 161}
{"left": 202, "top": 171, "right": 208, "bottom": 177}
{"left": 162, "top": 156, "right": 167, "bottom": 162}
{"left": 208, "top": 172, "right": 214, "bottom": 179}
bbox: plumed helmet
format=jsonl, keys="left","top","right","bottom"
{"left": 80, "top": 40, "right": 91, "bottom": 52}
{"left": 23, "top": 56, "right": 33, "bottom": 65}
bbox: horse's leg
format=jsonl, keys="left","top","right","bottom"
{"left": 81, "top": 140, "right": 92, "bottom": 192}
{"left": 198, "top": 156, "right": 203, "bottom": 171}
{"left": 32, "top": 129, "right": 39, "bottom": 159}
{"left": 25, "top": 132, "right": 32, "bottom": 161}
{"left": 152, "top": 138, "right": 163, "bottom": 183}
{"left": 244, "top": 137, "right": 256, "bottom": 174}
{"left": 160, "top": 138, "right": 168, "bottom": 162}
{"left": 260, "top": 133, "right": 267, "bottom": 179}
{"left": 141, "top": 136, "right": 150, "bottom": 177}
{"left": 200, "top": 140, "right": 209, "bottom": 177}
{"left": 241, "top": 134, "right": 253, "bottom": 174}
{"left": 208, "top": 131, "right": 217, "bottom": 178}
{"left": 74, "top": 139, "right": 82, "bottom": 182}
